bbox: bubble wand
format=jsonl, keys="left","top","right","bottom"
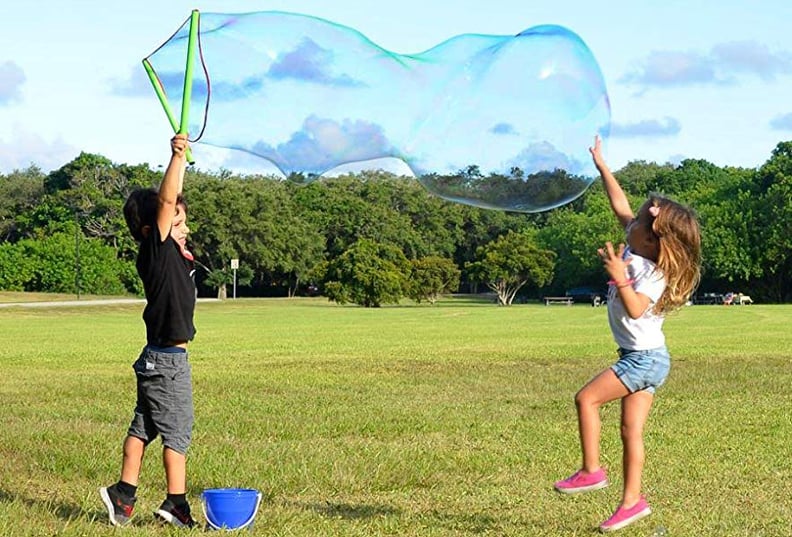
{"left": 142, "top": 9, "right": 199, "bottom": 164}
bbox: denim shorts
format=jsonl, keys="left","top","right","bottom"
{"left": 610, "top": 346, "right": 670, "bottom": 394}
{"left": 127, "top": 345, "right": 194, "bottom": 455}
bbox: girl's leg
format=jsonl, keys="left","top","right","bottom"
{"left": 619, "top": 390, "right": 654, "bottom": 507}
{"left": 575, "top": 369, "right": 630, "bottom": 472}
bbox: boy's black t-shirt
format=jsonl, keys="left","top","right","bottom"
{"left": 137, "top": 226, "right": 196, "bottom": 346}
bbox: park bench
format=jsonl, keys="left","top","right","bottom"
{"left": 544, "top": 296, "right": 573, "bottom": 306}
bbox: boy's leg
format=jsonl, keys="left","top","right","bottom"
{"left": 100, "top": 436, "right": 145, "bottom": 527}
{"left": 575, "top": 368, "right": 630, "bottom": 472}
{"left": 163, "top": 447, "right": 187, "bottom": 494}
{"left": 620, "top": 390, "right": 654, "bottom": 507}
{"left": 154, "top": 354, "right": 194, "bottom": 527}
{"left": 121, "top": 435, "right": 146, "bottom": 485}
{"left": 155, "top": 447, "right": 196, "bottom": 527}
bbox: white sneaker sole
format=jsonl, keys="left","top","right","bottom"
{"left": 555, "top": 479, "right": 609, "bottom": 494}
{"left": 99, "top": 487, "right": 128, "bottom": 527}
{"left": 600, "top": 506, "right": 651, "bottom": 532}
{"left": 155, "top": 508, "right": 190, "bottom": 528}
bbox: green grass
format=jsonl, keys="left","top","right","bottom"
{"left": 0, "top": 298, "right": 789, "bottom": 536}
{"left": 0, "top": 291, "right": 137, "bottom": 303}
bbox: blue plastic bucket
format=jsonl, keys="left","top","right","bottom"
{"left": 201, "top": 488, "right": 262, "bottom": 531}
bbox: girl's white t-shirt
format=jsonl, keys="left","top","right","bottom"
{"left": 607, "top": 249, "right": 667, "bottom": 350}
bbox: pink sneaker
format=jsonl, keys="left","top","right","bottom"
{"left": 599, "top": 496, "right": 651, "bottom": 532}
{"left": 554, "top": 468, "right": 608, "bottom": 494}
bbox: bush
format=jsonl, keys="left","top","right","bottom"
{"left": 0, "top": 231, "right": 133, "bottom": 295}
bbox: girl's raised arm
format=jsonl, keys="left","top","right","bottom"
{"left": 590, "top": 136, "right": 633, "bottom": 229}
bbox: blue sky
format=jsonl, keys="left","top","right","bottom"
{"left": 1, "top": 0, "right": 791, "bottom": 175}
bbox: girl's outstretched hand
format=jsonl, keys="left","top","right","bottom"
{"left": 598, "top": 241, "right": 631, "bottom": 283}
{"left": 589, "top": 135, "right": 606, "bottom": 169}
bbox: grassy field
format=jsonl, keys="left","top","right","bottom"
{"left": 0, "top": 297, "right": 789, "bottom": 536}
{"left": 0, "top": 292, "right": 140, "bottom": 304}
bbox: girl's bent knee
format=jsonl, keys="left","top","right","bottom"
{"left": 575, "top": 390, "right": 595, "bottom": 409}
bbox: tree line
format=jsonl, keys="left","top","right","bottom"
{"left": 0, "top": 141, "right": 790, "bottom": 304}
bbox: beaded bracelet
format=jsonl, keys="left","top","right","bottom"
{"left": 608, "top": 278, "right": 634, "bottom": 288}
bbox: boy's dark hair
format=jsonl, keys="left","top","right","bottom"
{"left": 124, "top": 188, "right": 188, "bottom": 242}
{"left": 124, "top": 188, "right": 158, "bottom": 242}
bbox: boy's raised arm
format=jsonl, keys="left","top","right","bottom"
{"left": 156, "top": 134, "right": 188, "bottom": 241}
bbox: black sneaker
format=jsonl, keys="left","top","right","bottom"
{"left": 155, "top": 498, "right": 197, "bottom": 528}
{"left": 99, "top": 484, "right": 136, "bottom": 526}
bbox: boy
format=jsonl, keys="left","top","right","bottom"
{"left": 100, "top": 134, "right": 197, "bottom": 528}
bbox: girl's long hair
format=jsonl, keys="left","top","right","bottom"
{"left": 646, "top": 195, "right": 702, "bottom": 315}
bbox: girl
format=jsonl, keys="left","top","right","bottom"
{"left": 554, "top": 136, "right": 701, "bottom": 532}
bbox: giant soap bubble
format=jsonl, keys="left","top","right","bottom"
{"left": 144, "top": 11, "right": 610, "bottom": 212}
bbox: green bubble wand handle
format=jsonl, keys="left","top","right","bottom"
{"left": 179, "top": 10, "right": 199, "bottom": 138}
{"left": 142, "top": 9, "right": 200, "bottom": 164}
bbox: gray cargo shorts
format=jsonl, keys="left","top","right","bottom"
{"left": 127, "top": 345, "right": 194, "bottom": 455}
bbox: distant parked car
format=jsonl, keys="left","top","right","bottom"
{"left": 565, "top": 286, "right": 606, "bottom": 305}
{"left": 694, "top": 292, "right": 725, "bottom": 305}
{"left": 305, "top": 283, "right": 320, "bottom": 297}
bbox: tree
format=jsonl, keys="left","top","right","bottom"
{"left": 183, "top": 173, "right": 328, "bottom": 298}
{"left": 236, "top": 179, "right": 325, "bottom": 297}
{"left": 538, "top": 191, "right": 621, "bottom": 293}
{"left": 407, "top": 256, "right": 461, "bottom": 304}
{"left": 44, "top": 154, "right": 159, "bottom": 257}
{"left": 611, "top": 160, "right": 675, "bottom": 197}
{"left": 183, "top": 172, "right": 248, "bottom": 297}
{"left": 754, "top": 141, "right": 792, "bottom": 301}
{"left": 293, "top": 174, "right": 425, "bottom": 259}
{"left": 323, "top": 239, "right": 410, "bottom": 307}
{"left": 0, "top": 166, "right": 47, "bottom": 242}
{"left": 201, "top": 263, "right": 253, "bottom": 299}
{"left": 452, "top": 204, "right": 527, "bottom": 292}
{"left": 466, "top": 229, "right": 555, "bottom": 305}
{"left": 3, "top": 145, "right": 792, "bottom": 303}
{"left": 691, "top": 166, "right": 762, "bottom": 290}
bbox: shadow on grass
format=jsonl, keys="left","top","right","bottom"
{"left": 426, "top": 510, "right": 499, "bottom": 533}
{"left": 297, "top": 500, "right": 401, "bottom": 520}
{"left": 295, "top": 500, "right": 499, "bottom": 533}
{"left": 0, "top": 486, "right": 83, "bottom": 522}
{"left": 0, "top": 486, "right": 169, "bottom": 530}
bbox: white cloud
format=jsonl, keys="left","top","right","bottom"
{"left": 0, "top": 61, "right": 26, "bottom": 104}
{"left": 620, "top": 50, "right": 718, "bottom": 89}
{"left": 507, "top": 141, "right": 587, "bottom": 175}
{"left": 712, "top": 41, "right": 792, "bottom": 81}
{"left": 490, "top": 122, "right": 518, "bottom": 136}
{"left": 666, "top": 154, "right": 686, "bottom": 166}
{"left": 610, "top": 117, "right": 681, "bottom": 138}
{"left": 268, "top": 38, "right": 365, "bottom": 87}
{"left": 0, "top": 125, "right": 78, "bottom": 174}
{"left": 769, "top": 112, "right": 792, "bottom": 131}
{"left": 245, "top": 115, "right": 394, "bottom": 175}
{"left": 620, "top": 41, "right": 792, "bottom": 91}
{"left": 108, "top": 66, "right": 156, "bottom": 98}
